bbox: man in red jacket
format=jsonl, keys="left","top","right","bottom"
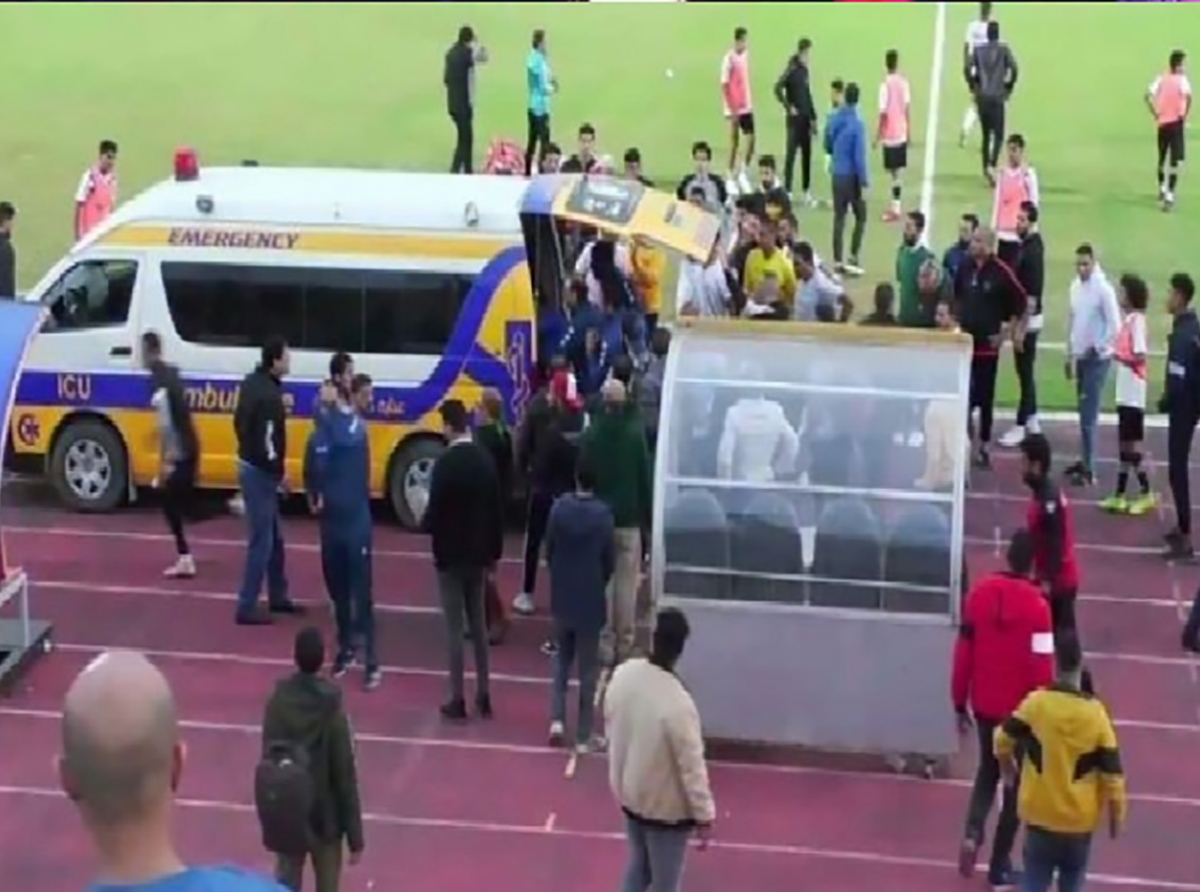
{"left": 952, "top": 529, "right": 1054, "bottom": 887}
{"left": 1019, "top": 432, "right": 1081, "bottom": 638}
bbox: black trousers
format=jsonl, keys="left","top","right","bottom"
{"left": 521, "top": 490, "right": 556, "bottom": 595}
{"left": 963, "top": 716, "right": 1021, "bottom": 875}
{"left": 162, "top": 457, "right": 197, "bottom": 556}
{"left": 524, "top": 111, "right": 551, "bottom": 177}
{"left": 969, "top": 354, "right": 1001, "bottom": 444}
{"left": 831, "top": 174, "right": 866, "bottom": 264}
{"left": 783, "top": 115, "right": 814, "bottom": 194}
{"left": 977, "top": 97, "right": 1006, "bottom": 171}
{"left": 450, "top": 109, "right": 474, "bottom": 174}
{"left": 1049, "top": 590, "right": 1078, "bottom": 642}
{"left": 1014, "top": 331, "right": 1039, "bottom": 426}
{"left": 1168, "top": 412, "right": 1199, "bottom": 536}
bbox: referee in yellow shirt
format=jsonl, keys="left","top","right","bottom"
{"left": 994, "top": 631, "right": 1126, "bottom": 891}
{"left": 743, "top": 219, "right": 797, "bottom": 318}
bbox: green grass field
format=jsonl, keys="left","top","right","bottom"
{"left": 1, "top": 2, "right": 1196, "bottom": 410}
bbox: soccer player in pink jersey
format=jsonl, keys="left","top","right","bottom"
{"left": 1146, "top": 50, "right": 1192, "bottom": 210}
{"left": 720, "top": 27, "right": 755, "bottom": 193}
{"left": 74, "top": 139, "right": 118, "bottom": 242}
{"left": 875, "top": 49, "right": 911, "bottom": 223}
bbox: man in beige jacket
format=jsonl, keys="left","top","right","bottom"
{"left": 605, "top": 608, "right": 716, "bottom": 892}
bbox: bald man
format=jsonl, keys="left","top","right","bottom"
{"left": 61, "top": 651, "right": 286, "bottom": 892}
{"left": 952, "top": 224, "right": 1028, "bottom": 468}
{"left": 579, "top": 378, "right": 653, "bottom": 664}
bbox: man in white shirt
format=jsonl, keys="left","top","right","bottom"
{"left": 717, "top": 391, "right": 800, "bottom": 483}
{"left": 1064, "top": 244, "right": 1121, "bottom": 486}
{"left": 959, "top": 2, "right": 994, "bottom": 146}
{"left": 574, "top": 234, "right": 632, "bottom": 308}
{"left": 793, "top": 241, "right": 845, "bottom": 321}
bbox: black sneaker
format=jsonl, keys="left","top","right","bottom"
{"left": 475, "top": 693, "right": 493, "bottom": 719}
{"left": 1163, "top": 536, "right": 1195, "bottom": 561}
{"left": 363, "top": 668, "right": 382, "bottom": 691}
{"left": 987, "top": 865, "right": 1022, "bottom": 889}
{"left": 439, "top": 698, "right": 467, "bottom": 720}
{"left": 972, "top": 446, "right": 991, "bottom": 470}
{"left": 540, "top": 639, "right": 558, "bottom": 657}
{"left": 1065, "top": 467, "right": 1095, "bottom": 487}
{"left": 269, "top": 600, "right": 306, "bottom": 616}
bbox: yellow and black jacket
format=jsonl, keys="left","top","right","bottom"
{"left": 994, "top": 682, "right": 1128, "bottom": 835}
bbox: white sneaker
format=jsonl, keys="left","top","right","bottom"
{"left": 163, "top": 555, "right": 196, "bottom": 579}
{"left": 227, "top": 494, "right": 245, "bottom": 516}
{"left": 1025, "top": 415, "right": 1042, "bottom": 436}
{"left": 841, "top": 261, "right": 865, "bottom": 278}
{"left": 548, "top": 721, "right": 565, "bottom": 747}
{"left": 512, "top": 592, "right": 535, "bottom": 616}
{"left": 998, "top": 426, "right": 1026, "bottom": 448}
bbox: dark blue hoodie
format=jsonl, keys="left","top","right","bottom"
{"left": 304, "top": 403, "right": 371, "bottom": 537}
{"left": 1162, "top": 308, "right": 1200, "bottom": 416}
{"left": 545, "top": 492, "right": 615, "bottom": 634}
{"left": 823, "top": 104, "right": 869, "bottom": 185}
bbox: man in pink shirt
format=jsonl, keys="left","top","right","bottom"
{"left": 721, "top": 27, "right": 754, "bottom": 192}
{"left": 875, "top": 49, "right": 911, "bottom": 223}
{"left": 75, "top": 139, "right": 119, "bottom": 242}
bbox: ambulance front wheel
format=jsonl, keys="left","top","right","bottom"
{"left": 388, "top": 437, "right": 445, "bottom": 531}
{"left": 48, "top": 418, "right": 128, "bottom": 513}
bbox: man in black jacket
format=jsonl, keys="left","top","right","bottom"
{"left": 263, "top": 627, "right": 365, "bottom": 892}
{"left": 424, "top": 399, "right": 504, "bottom": 720}
{"left": 774, "top": 38, "right": 817, "bottom": 204}
{"left": 1161, "top": 273, "right": 1200, "bottom": 565}
{"left": 234, "top": 337, "right": 302, "bottom": 625}
{"left": 444, "top": 25, "right": 487, "bottom": 174}
{"left": 999, "top": 201, "right": 1046, "bottom": 447}
{"left": 0, "top": 201, "right": 15, "bottom": 298}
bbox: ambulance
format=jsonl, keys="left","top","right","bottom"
{"left": 10, "top": 150, "right": 721, "bottom": 528}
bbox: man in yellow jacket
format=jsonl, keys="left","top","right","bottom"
{"left": 994, "top": 630, "right": 1126, "bottom": 892}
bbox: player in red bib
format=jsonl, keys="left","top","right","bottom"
{"left": 1019, "top": 433, "right": 1081, "bottom": 640}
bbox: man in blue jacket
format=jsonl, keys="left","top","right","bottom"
{"left": 823, "top": 81, "right": 869, "bottom": 278}
{"left": 305, "top": 373, "right": 379, "bottom": 691}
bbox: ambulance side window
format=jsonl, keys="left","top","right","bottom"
{"left": 40, "top": 260, "right": 137, "bottom": 332}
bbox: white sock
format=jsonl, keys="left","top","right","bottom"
{"left": 961, "top": 106, "right": 977, "bottom": 135}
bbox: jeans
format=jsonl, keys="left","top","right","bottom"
{"left": 437, "top": 567, "right": 490, "bottom": 702}
{"left": 604, "top": 528, "right": 643, "bottom": 663}
{"left": 1020, "top": 826, "right": 1092, "bottom": 892}
{"left": 1075, "top": 355, "right": 1111, "bottom": 474}
{"left": 963, "top": 717, "right": 1021, "bottom": 874}
{"left": 236, "top": 462, "right": 289, "bottom": 617}
{"left": 549, "top": 622, "right": 601, "bottom": 743}
{"left": 620, "top": 814, "right": 691, "bottom": 892}
{"left": 1167, "top": 411, "right": 1198, "bottom": 536}
{"left": 321, "top": 526, "right": 376, "bottom": 670}
{"left": 276, "top": 840, "right": 343, "bottom": 892}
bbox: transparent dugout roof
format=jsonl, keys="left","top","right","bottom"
{"left": 654, "top": 322, "right": 973, "bottom": 617}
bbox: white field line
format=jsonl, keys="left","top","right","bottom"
{"left": 918, "top": 1, "right": 948, "bottom": 244}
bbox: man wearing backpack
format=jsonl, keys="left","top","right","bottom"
{"left": 260, "top": 627, "right": 364, "bottom": 892}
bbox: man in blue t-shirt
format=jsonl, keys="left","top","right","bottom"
{"left": 524, "top": 28, "right": 557, "bottom": 176}
{"left": 60, "top": 650, "right": 287, "bottom": 892}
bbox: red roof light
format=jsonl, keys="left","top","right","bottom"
{"left": 174, "top": 148, "right": 199, "bottom": 182}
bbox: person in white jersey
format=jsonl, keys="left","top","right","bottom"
{"left": 959, "top": 2, "right": 994, "bottom": 147}
{"left": 1101, "top": 275, "right": 1155, "bottom": 515}
{"left": 721, "top": 27, "right": 755, "bottom": 194}
{"left": 876, "top": 49, "right": 912, "bottom": 224}
{"left": 991, "top": 134, "right": 1039, "bottom": 268}
{"left": 1146, "top": 50, "right": 1192, "bottom": 211}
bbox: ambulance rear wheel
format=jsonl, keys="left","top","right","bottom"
{"left": 49, "top": 418, "right": 127, "bottom": 513}
{"left": 388, "top": 437, "right": 445, "bottom": 531}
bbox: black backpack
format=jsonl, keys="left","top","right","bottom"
{"left": 255, "top": 740, "right": 316, "bottom": 856}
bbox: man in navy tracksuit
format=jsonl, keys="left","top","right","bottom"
{"left": 305, "top": 373, "right": 380, "bottom": 690}
{"left": 823, "top": 81, "right": 869, "bottom": 276}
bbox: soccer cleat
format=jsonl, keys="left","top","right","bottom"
{"left": 1126, "top": 493, "right": 1157, "bottom": 516}
{"left": 163, "top": 554, "right": 196, "bottom": 579}
{"left": 1099, "top": 495, "right": 1129, "bottom": 514}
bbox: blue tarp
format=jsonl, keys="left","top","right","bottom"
{"left": 0, "top": 301, "right": 46, "bottom": 452}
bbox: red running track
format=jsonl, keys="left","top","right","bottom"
{"left": 1, "top": 420, "right": 1200, "bottom": 890}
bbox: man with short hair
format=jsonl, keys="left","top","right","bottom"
{"left": 263, "top": 628, "right": 365, "bottom": 892}
{"left": 143, "top": 330, "right": 200, "bottom": 580}
{"left": 524, "top": 28, "right": 556, "bottom": 177}
{"left": 966, "top": 20, "right": 1019, "bottom": 184}
{"left": 793, "top": 240, "right": 844, "bottom": 322}
{"left": 424, "top": 399, "right": 504, "bottom": 719}
{"left": 943, "top": 213, "right": 979, "bottom": 284}
{"left": 953, "top": 529, "right": 1054, "bottom": 887}
{"left": 606, "top": 608, "right": 716, "bottom": 892}
{"left": 676, "top": 141, "right": 728, "bottom": 209}
{"left": 234, "top": 337, "right": 303, "bottom": 625}
{"left": 876, "top": 49, "right": 912, "bottom": 223}
{"left": 895, "top": 210, "right": 936, "bottom": 326}
{"left": 0, "top": 200, "right": 15, "bottom": 298}
{"left": 1020, "top": 433, "right": 1081, "bottom": 639}
{"left": 580, "top": 379, "right": 652, "bottom": 665}
{"left": 958, "top": 1, "right": 994, "bottom": 146}
{"left": 60, "top": 650, "right": 288, "bottom": 892}
{"left": 999, "top": 201, "right": 1046, "bottom": 446}
{"left": 774, "top": 37, "right": 818, "bottom": 205}
{"left": 721, "top": 27, "right": 755, "bottom": 189}
{"left": 306, "top": 373, "right": 380, "bottom": 690}
{"left": 1162, "top": 273, "right": 1200, "bottom": 565}
{"left": 1146, "top": 49, "right": 1191, "bottom": 211}
{"left": 825, "top": 82, "right": 869, "bottom": 277}
{"left": 561, "top": 123, "right": 599, "bottom": 174}
{"left": 994, "top": 631, "right": 1127, "bottom": 892}
{"left": 444, "top": 26, "right": 487, "bottom": 174}
{"left": 75, "top": 139, "right": 118, "bottom": 240}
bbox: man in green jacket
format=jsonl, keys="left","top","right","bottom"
{"left": 579, "top": 378, "right": 652, "bottom": 664}
{"left": 895, "top": 209, "right": 937, "bottom": 327}
{"left": 263, "top": 627, "right": 364, "bottom": 892}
